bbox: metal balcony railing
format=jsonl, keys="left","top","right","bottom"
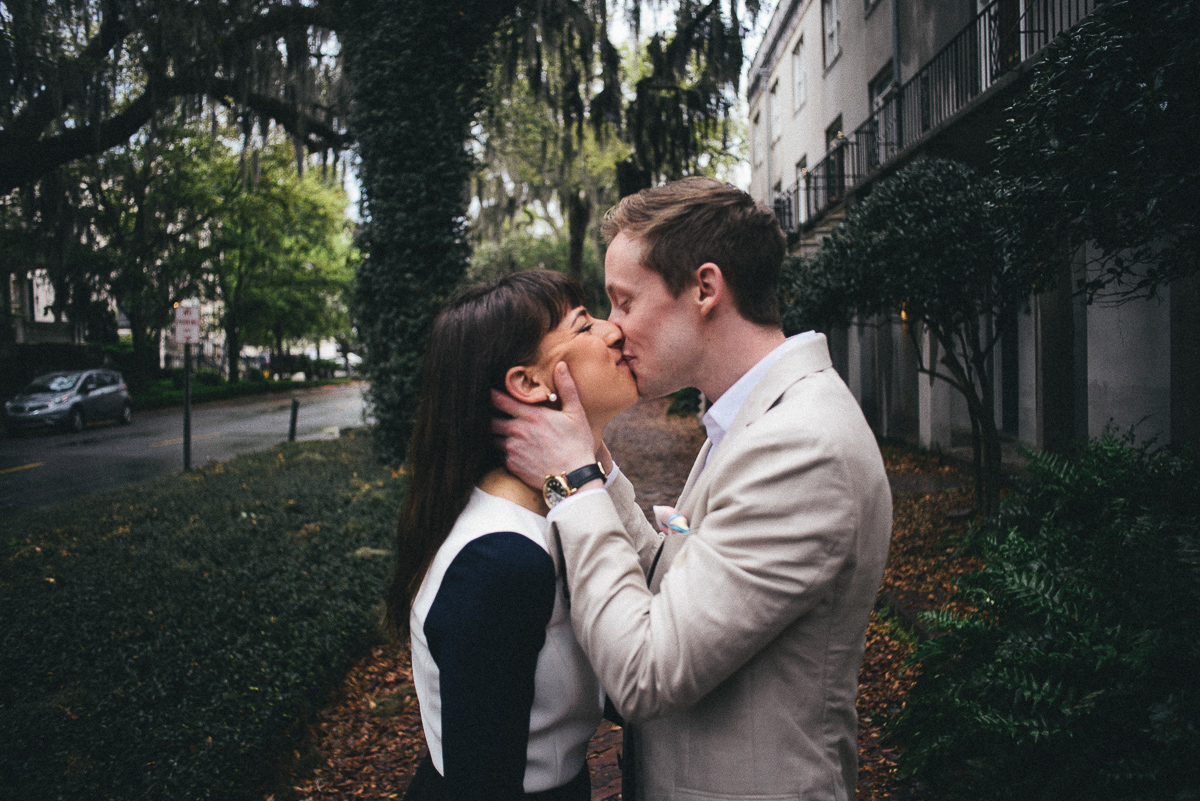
{"left": 772, "top": 0, "right": 1095, "bottom": 232}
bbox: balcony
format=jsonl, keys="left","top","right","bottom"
{"left": 774, "top": 0, "right": 1095, "bottom": 234}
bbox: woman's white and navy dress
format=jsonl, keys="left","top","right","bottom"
{"left": 406, "top": 487, "right": 601, "bottom": 801}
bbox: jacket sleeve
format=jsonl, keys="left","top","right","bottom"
{"left": 553, "top": 405, "right": 865, "bottom": 723}
{"left": 605, "top": 467, "right": 665, "bottom": 576}
{"left": 424, "top": 532, "right": 557, "bottom": 800}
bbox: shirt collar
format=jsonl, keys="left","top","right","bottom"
{"left": 701, "top": 331, "right": 818, "bottom": 460}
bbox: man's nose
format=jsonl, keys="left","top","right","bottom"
{"left": 597, "top": 318, "right": 624, "bottom": 347}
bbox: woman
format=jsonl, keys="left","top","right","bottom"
{"left": 389, "top": 270, "right": 638, "bottom": 801}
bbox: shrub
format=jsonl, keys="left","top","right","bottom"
{"left": 892, "top": 432, "right": 1200, "bottom": 801}
{"left": 0, "top": 434, "right": 403, "bottom": 800}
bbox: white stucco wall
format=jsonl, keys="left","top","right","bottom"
{"left": 1086, "top": 290, "right": 1171, "bottom": 444}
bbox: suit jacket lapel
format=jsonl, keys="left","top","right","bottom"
{"left": 652, "top": 334, "right": 835, "bottom": 591}
{"left": 677, "top": 439, "right": 711, "bottom": 509}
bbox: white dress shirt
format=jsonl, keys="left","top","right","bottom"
{"left": 701, "top": 331, "right": 818, "bottom": 464}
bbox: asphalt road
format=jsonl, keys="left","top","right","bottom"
{"left": 0, "top": 382, "right": 371, "bottom": 525}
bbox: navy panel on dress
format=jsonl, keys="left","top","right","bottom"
{"left": 424, "top": 531, "right": 557, "bottom": 801}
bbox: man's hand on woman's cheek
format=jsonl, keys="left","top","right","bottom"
{"left": 490, "top": 362, "right": 598, "bottom": 489}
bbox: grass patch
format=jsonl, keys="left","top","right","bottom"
{"left": 0, "top": 432, "right": 403, "bottom": 800}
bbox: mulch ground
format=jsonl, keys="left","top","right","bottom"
{"left": 267, "top": 401, "right": 984, "bottom": 801}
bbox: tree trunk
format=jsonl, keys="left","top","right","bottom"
{"left": 126, "top": 308, "right": 158, "bottom": 389}
{"left": 566, "top": 189, "right": 591, "bottom": 285}
{"left": 345, "top": 0, "right": 518, "bottom": 461}
{"left": 226, "top": 323, "right": 241, "bottom": 382}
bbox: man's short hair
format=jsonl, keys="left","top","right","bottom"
{"left": 600, "top": 177, "right": 786, "bottom": 327}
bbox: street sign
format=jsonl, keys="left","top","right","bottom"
{"left": 174, "top": 305, "right": 201, "bottom": 344}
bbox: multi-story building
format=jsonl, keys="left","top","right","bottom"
{"left": 748, "top": 0, "right": 1197, "bottom": 456}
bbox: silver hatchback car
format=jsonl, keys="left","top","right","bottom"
{"left": 3, "top": 369, "right": 133, "bottom": 433}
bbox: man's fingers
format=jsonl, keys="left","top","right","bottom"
{"left": 491, "top": 388, "right": 522, "bottom": 416}
{"left": 554, "top": 362, "right": 585, "bottom": 414}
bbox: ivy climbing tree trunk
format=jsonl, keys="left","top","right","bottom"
{"left": 344, "top": 0, "right": 518, "bottom": 460}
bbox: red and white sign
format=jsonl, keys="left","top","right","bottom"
{"left": 174, "top": 305, "right": 201, "bottom": 345}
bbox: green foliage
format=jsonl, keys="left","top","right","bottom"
{"left": 893, "top": 432, "right": 1200, "bottom": 801}
{"left": 0, "top": 0, "right": 350, "bottom": 194}
{"left": 204, "top": 136, "right": 356, "bottom": 382}
{"left": 820, "top": 159, "right": 1039, "bottom": 327}
{"left": 91, "top": 118, "right": 219, "bottom": 386}
{"left": 468, "top": 230, "right": 608, "bottom": 315}
{"left": 0, "top": 434, "right": 403, "bottom": 800}
{"left": 621, "top": 0, "right": 758, "bottom": 188}
{"left": 994, "top": 0, "right": 1200, "bottom": 300}
{"left": 666, "top": 386, "right": 702, "bottom": 416}
{"left": 778, "top": 251, "right": 854, "bottom": 336}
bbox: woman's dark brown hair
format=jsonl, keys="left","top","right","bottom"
{"left": 386, "top": 270, "right": 586, "bottom": 638}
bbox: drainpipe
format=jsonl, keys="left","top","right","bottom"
{"left": 891, "top": 0, "right": 901, "bottom": 85}
{"left": 759, "top": 67, "right": 773, "bottom": 206}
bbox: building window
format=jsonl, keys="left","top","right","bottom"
{"left": 824, "top": 115, "right": 845, "bottom": 203}
{"left": 867, "top": 62, "right": 896, "bottom": 170}
{"left": 791, "top": 36, "right": 807, "bottom": 111}
{"left": 822, "top": 0, "right": 841, "bottom": 68}
{"left": 753, "top": 112, "right": 764, "bottom": 166}
{"left": 770, "top": 81, "right": 781, "bottom": 142}
{"left": 869, "top": 62, "right": 895, "bottom": 111}
{"left": 795, "top": 156, "right": 808, "bottom": 225}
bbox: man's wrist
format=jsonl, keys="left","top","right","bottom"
{"left": 543, "top": 462, "right": 608, "bottom": 508}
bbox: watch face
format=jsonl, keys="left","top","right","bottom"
{"left": 543, "top": 475, "right": 571, "bottom": 507}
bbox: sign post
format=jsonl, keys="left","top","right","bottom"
{"left": 174, "top": 306, "right": 201, "bottom": 471}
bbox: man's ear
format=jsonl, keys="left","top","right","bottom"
{"left": 694, "top": 262, "right": 725, "bottom": 317}
{"left": 504, "top": 364, "right": 552, "bottom": 404}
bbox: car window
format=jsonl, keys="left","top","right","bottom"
{"left": 25, "top": 373, "right": 82, "bottom": 393}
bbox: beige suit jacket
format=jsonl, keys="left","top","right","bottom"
{"left": 551, "top": 333, "right": 892, "bottom": 801}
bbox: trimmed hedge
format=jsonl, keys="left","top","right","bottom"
{"left": 131, "top": 375, "right": 355, "bottom": 411}
{"left": 893, "top": 432, "right": 1200, "bottom": 800}
{"left": 0, "top": 433, "right": 403, "bottom": 800}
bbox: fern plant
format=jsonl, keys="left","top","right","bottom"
{"left": 893, "top": 431, "right": 1200, "bottom": 801}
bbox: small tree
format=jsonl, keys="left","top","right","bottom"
{"left": 206, "top": 139, "right": 353, "bottom": 381}
{"left": 808, "top": 158, "right": 1052, "bottom": 514}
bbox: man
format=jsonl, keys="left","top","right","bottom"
{"left": 493, "top": 177, "right": 892, "bottom": 801}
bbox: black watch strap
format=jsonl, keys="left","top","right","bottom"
{"left": 564, "top": 462, "right": 607, "bottom": 490}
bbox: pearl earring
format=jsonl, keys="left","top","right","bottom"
{"left": 548, "top": 392, "right": 558, "bottom": 402}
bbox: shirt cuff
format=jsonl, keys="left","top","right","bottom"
{"left": 545, "top": 461, "right": 619, "bottom": 524}
{"left": 604, "top": 462, "right": 621, "bottom": 488}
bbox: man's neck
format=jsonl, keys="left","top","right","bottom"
{"left": 696, "top": 322, "right": 787, "bottom": 403}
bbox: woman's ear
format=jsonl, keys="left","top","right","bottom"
{"left": 504, "top": 364, "right": 553, "bottom": 404}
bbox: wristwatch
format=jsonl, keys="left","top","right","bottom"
{"left": 543, "top": 463, "right": 608, "bottom": 508}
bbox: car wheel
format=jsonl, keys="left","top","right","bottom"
{"left": 65, "top": 407, "right": 85, "bottom": 433}
{"left": 120, "top": 402, "right": 133, "bottom": 425}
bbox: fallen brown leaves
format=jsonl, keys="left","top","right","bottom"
{"left": 269, "top": 641, "right": 425, "bottom": 801}
{"left": 855, "top": 448, "right": 986, "bottom": 801}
